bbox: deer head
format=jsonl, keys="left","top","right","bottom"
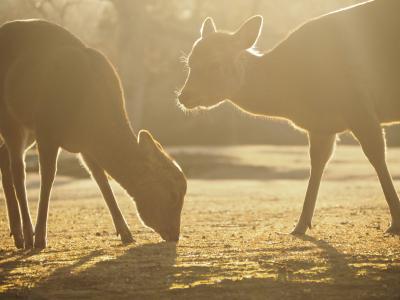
{"left": 133, "top": 130, "right": 187, "bottom": 242}
{"left": 178, "top": 15, "right": 263, "bottom": 110}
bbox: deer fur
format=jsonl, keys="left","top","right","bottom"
{"left": 179, "top": 0, "right": 400, "bottom": 234}
{"left": 0, "top": 19, "right": 186, "bottom": 249}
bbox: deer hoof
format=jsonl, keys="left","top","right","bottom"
{"left": 291, "top": 222, "right": 310, "bottom": 235}
{"left": 12, "top": 232, "right": 24, "bottom": 249}
{"left": 385, "top": 224, "right": 400, "bottom": 235}
{"left": 120, "top": 232, "right": 135, "bottom": 244}
{"left": 116, "top": 226, "right": 134, "bottom": 244}
{"left": 34, "top": 237, "right": 47, "bottom": 249}
{"left": 119, "top": 231, "right": 134, "bottom": 244}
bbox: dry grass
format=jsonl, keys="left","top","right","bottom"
{"left": 1, "top": 145, "right": 399, "bottom": 299}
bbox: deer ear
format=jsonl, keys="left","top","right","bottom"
{"left": 138, "top": 130, "right": 161, "bottom": 154}
{"left": 233, "top": 15, "right": 263, "bottom": 50}
{"left": 201, "top": 17, "right": 216, "bottom": 38}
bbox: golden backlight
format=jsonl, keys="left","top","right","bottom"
{"left": 0, "top": 1, "right": 399, "bottom": 299}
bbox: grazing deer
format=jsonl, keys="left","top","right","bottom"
{"left": 0, "top": 19, "right": 186, "bottom": 249}
{"left": 178, "top": 0, "right": 400, "bottom": 234}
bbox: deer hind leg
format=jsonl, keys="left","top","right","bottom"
{"left": 3, "top": 127, "right": 34, "bottom": 249}
{"left": 0, "top": 144, "right": 23, "bottom": 248}
{"left": 33, "top": 139, "right": 59, "bottom": 249}
{"left": 292, "top": 133, "right": 336, "bottom": 235}
{"left": 81, "top": 154, "right": 134, "bottom": 244}
{"left": 351, "top": 121, "right": 400, "bottom": 234}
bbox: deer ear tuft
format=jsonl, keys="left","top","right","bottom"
{"left": 138, "top": 130, "right": 153, "bottom": 144}
{"left": 233, "top": 15, "right": 263, "bottom": 50}
{"left": 201, "top": 17, "right": 216, "bottom": 38}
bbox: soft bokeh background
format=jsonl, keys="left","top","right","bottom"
{"left": 1, "top": 2, "right": 400, "bottom": 298}
{"left": 1, "top": 0, "right": 399, "bottom": 146}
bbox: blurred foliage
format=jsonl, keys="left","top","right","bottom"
{"left": 0, "top": 0, "right": 398, "bottom": 146}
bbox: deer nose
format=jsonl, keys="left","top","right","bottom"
{"left": 167, "top": 234, "right": 179, "bottom": 243}
{"left": 178, "top": 91, "right": 190, "bottom": 103}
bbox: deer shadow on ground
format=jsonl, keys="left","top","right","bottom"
{"left": 1, "top": 235, "right": 399, "bottom": 299}
{"left": 166, "top": 235, "right": 399, "bottom": 299}
{"left": 3, "top": 242, "right": 182, "bottom": 299}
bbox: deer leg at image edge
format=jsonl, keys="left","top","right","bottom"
{"left": 5, "top": 128, "right": 34, "bottom": 249}
{"left": 351, "top": 120, "right": 400, "bottom": 234}
{"left": 0, "top": 144, "right": 23, "bottom": 248}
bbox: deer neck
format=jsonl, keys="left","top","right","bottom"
{"left": 84, "top": 118, "right": 147, "bottom": 197}
{"left": 231, "top": 51, "right": 297, "bottom": 119}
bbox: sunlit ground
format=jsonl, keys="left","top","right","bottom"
{"left": 1, "top": 145, "right": 399, "bottom": 299}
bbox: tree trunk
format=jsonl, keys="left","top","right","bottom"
{"left": 111, "top": 0, "right": 149, "bottom": 131}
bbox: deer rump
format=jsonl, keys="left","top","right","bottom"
{"left": 0, "top": 19, "right": 85, "bottom": 94}
{"left": 0, "top": 20, "right": 121, "bottom": 152}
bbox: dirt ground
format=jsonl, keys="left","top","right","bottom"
{"left": 0, "top": 145, "right": 399, "bottom": 300}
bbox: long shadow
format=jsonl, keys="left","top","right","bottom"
{"left": 1, "top": 236, "right": 399, "bottom": 299}
{"left": 293, "top": 234, "right": 356, "bottom": 282}
{"left": 0, "top": 248, "right": 71, "bottom": 298}
{"left": 2, "top": 243, "right": 184, "bottom": 299}
{"left": 247, "top": 234, "right": 357, "bottom": 292}
{"left": 0, "top": 251, "right": 34, "bottom": 291}
{"left": 166, "top": 235, "right": 399, "bottom": 299}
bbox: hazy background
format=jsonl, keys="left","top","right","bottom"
{"left": 1, "top": 0, "right": 398, "bottom": 146}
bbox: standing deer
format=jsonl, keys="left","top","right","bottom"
{"left": 178, "top": 0, "right": 400, "bottom": 234}
{"left": 0, "top": 19, "right": 187, "bottom": 249}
